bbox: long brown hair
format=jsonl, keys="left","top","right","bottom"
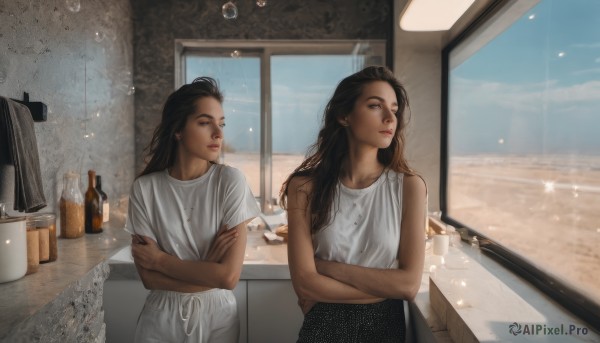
{"left": 138, "top": 77, "right": 224, "bottom": 178}
{"left": 279, "top": 66, "right": 414, "bottom": 233}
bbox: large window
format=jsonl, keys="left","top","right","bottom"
{"left": 444, "top": 0, "right": 600, "bottom": 327}
{"left": 176, "top": 41, "right": 385, "bottom": 212}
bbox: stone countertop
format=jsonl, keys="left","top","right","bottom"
{"left": 0, "top": 225, "right": 291, "bottom": 340}
{"left": 0, "top": 224, "right": 130, "bottom": 340}
{"left": 108, "top": 229, "right": 292, "bottom": 281}
{"left": 412, "top": 240, "right": 600, "bottom": 343}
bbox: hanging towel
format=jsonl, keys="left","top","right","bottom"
{"left": 0, "top": 96, "right": 46, "bottom": 212}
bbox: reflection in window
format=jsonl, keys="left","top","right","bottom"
{"left": 271, "top": 56, "right": 361, "bottom": 199}
{"left": 182, "top": 42, "right": 384, "bottom": 210}
{"left": 186, "top": 56, "right": 261, "bottom": 197}
{"left": 447, "top": 0, "right": 600, "bottom": 306}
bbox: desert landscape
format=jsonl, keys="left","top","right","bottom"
{"left": 448, "top": 155, "right": 600, "bottom": 304}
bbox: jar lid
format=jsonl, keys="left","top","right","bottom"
{"left": 26, "top": 213, "right": 56, "bottom": 227}
{"left": 0, "top": 203, "right": 26, "bottom": 224}
{"left": 0, "top": 216, "right": 26, "bottom": 224}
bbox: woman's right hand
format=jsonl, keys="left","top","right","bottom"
{"left": 206, "top": 225, "right": 239, "bottom": 263}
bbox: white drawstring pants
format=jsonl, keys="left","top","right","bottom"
{"left": 134, "top": 288, "right": 239, "bottom": 343}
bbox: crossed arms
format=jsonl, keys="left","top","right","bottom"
{"left": 286, "top": 175, "right": 426, "bottom": 313}
{"left": 131, "top": 220, "right": 251, "bottom": 292}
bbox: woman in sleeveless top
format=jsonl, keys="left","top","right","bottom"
{"left": 126, "top": 77, "right": 260, "bottom": 342}
{"left": 281, "top": 66, "right": 427, "bottom": 343}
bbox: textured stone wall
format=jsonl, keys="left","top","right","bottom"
{"left": 1, "top": 262, "right": 110, "bottom": 342}
{"left": 132, "top": 0, "right": 393, "bottom": 172}
{"left": 0, "top": 0, "right": 134, "bottom": 221}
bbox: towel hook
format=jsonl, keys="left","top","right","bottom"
{"left": 10, "top": 92, "right": 47, "bottom": 122}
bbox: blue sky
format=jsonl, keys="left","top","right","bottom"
{"left": 187, "top": 55, "right": 362, "bottom": 154}
{"left": 449, "top": 0, "right": 600, "bottom": 155}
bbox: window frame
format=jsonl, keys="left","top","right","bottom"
{"left": 440, "top": 0, "right": 600, "bottom": 331}
{"left": 175, "top": 40, "right": 386, "bottom": 213}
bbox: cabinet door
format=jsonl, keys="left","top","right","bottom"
{"left": 247, "top": 280, "right": 304, "bottom": 343}
{"left": 233, "top": 280, "right": 248, "bottom": 343}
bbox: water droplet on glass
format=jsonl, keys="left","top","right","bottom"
{"left": 230, "top": 50, "right": 241, "bottom": 58}
{"left": 65, "top": 0, "right": 81, "bottom": 13}
{"left": 127, "top": 86, "right": 135, "bottom": 95}
{"left": 222, "top": 1, "right": 238, "bottom": 20}
{"left": 94, "top": 31, "right": 105, "bottom": 43}
{"left": 256, "top": 0, "right": 267, "bottom": 7}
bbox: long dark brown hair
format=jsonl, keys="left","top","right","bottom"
{"left": 279, "top": 66, "right": 414, "bottom": 233}
{"left": 138, "top": 77, "right": 224, "bottom": 178}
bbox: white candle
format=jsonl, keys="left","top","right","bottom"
{"left": 433, "top": 234, "right": 449, "bottom": 256}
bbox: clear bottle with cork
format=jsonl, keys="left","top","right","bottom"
{"left": 95, "top": 175, "right": 109, "bottom": 224}
{"left": 59, "top": 172, "right": 84, "bottom": 238}
{"left": 85, "top": 170, "right": 103, "bottom": 234}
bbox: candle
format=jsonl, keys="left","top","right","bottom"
{"left": 433, "top": 234, "right": 449, "bottom": 256}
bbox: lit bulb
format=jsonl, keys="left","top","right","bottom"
{"left": 222, "top": 1, "right": 238, "bottom": 20}
{"left": 65, "top": 0, "right": 81, "bottom": 13}
{"left": 94, "top": 31, "right": 105, "bottom": 43}
{"left": 256, "top": 0, "right": 267, "bottom": 7}
{"left": 230, "top": 50, "right": 241, "bottom": 58}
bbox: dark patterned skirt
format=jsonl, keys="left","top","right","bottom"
{"left": 297, "top": 299, "right": 405, "bottom": 343}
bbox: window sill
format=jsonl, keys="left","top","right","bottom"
{"left": 409, "top": 241, "right": 599, "bottom": 342}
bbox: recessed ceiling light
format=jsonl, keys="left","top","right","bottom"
{"left": 400, "top": 0, "right": 476, "bottom": 31}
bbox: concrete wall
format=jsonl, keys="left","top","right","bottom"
{"left": 0, "top": 0, "right": 134, "bottom": 222}
{"left": 131, "top": 0, "right": 393, "bottom": 173}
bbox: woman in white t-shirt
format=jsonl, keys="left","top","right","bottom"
{"left": 126, "top": 77, "right": 260, "bottom": 342}
{"left": 280, "top": 66, "right": 427, "bottom": 343}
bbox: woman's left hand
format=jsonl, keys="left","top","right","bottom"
{"left": 131, "top": 234, "right": 163, "bottom": 271}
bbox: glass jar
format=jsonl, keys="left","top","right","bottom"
{"left": 59, "top": 172, "right": 84, "bottom": 239}
{"left": 25, "top": 218, "right": 39, "bottom": 275}
{"left": 29, "top": 213, "right": 57, "bottom": 262}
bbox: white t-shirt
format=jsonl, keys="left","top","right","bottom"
{"left": 125, "top": 164, "right": 260, "bottom": 261}
{"left": 313, "top": 170, "right": 404, "bottom": 269}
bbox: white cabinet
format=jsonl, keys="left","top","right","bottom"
{"left": 104, "top": 279, "right": 303, "bottom": 343}
{"left": 233, "top": 280, "right": 248, "bottom": 343}
{"left": 247, "top": 280, "right": 304, "bottom": 343}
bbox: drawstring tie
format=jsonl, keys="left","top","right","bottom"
{"left": 179, "top": 293, "right": 204, "bottom": 337}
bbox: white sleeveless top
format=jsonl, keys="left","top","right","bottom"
{"left": 313, "top": 170, "right": 403, "bottom": 269}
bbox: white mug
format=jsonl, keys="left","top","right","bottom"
{"left": 433, "top": 234, "right": 449, "bottom": 256}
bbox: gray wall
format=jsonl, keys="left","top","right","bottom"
{"left": 132, "top": 0, "right": 393, "bottom": 173}
{"left": 0, "top": 0, "right": 134, "bottom": 222}
{"left": 394, "top": 0, "right": 495, "bottom": 211}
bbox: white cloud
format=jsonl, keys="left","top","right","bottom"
{"left": 571, "top": 42, "right": 600, "bottom": 49}
{"left": 452, "top": 77, "right": 600, "bottom": 114}
{"left": 570, "top": 68, "right": 600, "bottom": 76}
